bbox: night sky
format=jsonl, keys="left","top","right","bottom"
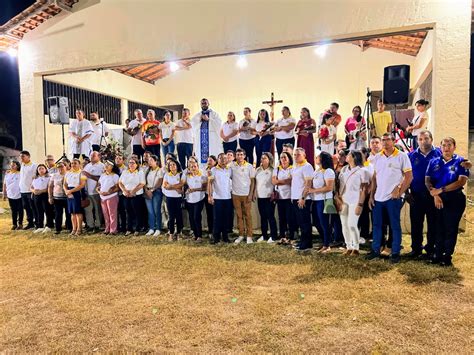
{"left": 0, "top": 0, "right": 35, "bottom": 151}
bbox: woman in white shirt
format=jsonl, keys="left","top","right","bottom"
{"left": 271, "top": 151, "right": 295, "bottom": 243}
{"left": 238, "top": 107, "right": 257, "bottom": 165}
{"left": 159, "top": 111, "right": 176, "bottom": 157}
{"left": 143, "top": 155, "right": 164, "bottom": 237}
{"left": 31, "top": 164, "right": 54, "bottom": 233}
{"left": 255, "top": 109, "right": 273, "bottom": 167}
{"left": 48, "top": 161, "right": 72, "bottom": 234}
{"left": 119, "top": 157, "right": 146, "bottom": 236}
{"left": 273, "top": 106, "right": 296, "bottom": 158}
{"left": 182, "top": 159, "right": 207, "bottom": 242}
{"left": 406, "top": 99, "right": 429, "bottom": 150}
{"left": 220, "top": 111, "right": 239, "bottom": 153}
{"left": 304, "top": 151, "right": 335, "bottom": 253}
{"left": 97, "top": 161, "right": 120, "bottom": 235}
{"left": 63, "top": 159, "right": 87, "bottom": 236}
{"left": 2, "top": 161, "right": 23, "bottom": 230}
{"left": 163, "top": 158, "right": 184, "bottom": 241}
{"left": 254, "top": 152, "right": 277, "bottom": 243}
{"left": 336, "top": 151, "right": 369, "bottom": 256}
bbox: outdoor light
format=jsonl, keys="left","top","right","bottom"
{"left": 169, "top": 61, "right": 180, "bottom": 72}
{"left": 7, "top": 48, "right": 18, "bottom": 58}
{"left": 236, "top": 55, "right": 248, "bottom": 68}
{"left": 314, "top": 44, "right": 328, "bottom": 58}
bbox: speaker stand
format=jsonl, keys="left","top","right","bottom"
{"left": 56, "top": 123, "right": 69, "bottom": 164}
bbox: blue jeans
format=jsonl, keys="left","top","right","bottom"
{"left": 145, "top": 189, "right": 163, "bottom": 231}
{"left": 162, "top": 139, "right": 175, "bottom": 158}
{"left": 311, "top": 200, "right": 330, "bottom": 247}
{"left": 177, "top": 143, "right": 193, "bottom": 170}
{"left": 372, "top": 199, "right": 403, "bottom": 255}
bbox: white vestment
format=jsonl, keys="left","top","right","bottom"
{"left": 191, "top": 109, "right": 222, "bottom": 165}
{"left": 69, "top": 118, "right": 93, "bottom": 157}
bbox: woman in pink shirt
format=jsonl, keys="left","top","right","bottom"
{"left": 344, "top": 106, "right": 367, "bottom": 150}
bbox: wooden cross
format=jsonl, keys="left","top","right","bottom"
{"left": 262, "top": 92, "right": 283, "bottom": 121}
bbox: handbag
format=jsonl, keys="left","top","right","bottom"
{"left": 270, "top": 169, "right": 280, "bottom": 202}
{"left": 323, "top": 197, "right": 337, "bottom": 214}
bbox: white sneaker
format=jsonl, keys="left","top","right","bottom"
{"left": 42, "top": 226, "right": 51, "bottom": 233}
{"left": 359, "top": 237, "right": 366, "bottom": 244}
{"left": 247, "top": 237, "right": 254, "bottom": 244}
{"left": 267, "top": 238, "right": 275, "bottom": 244}
{"left": 33, "top": 228, "right": 43, "bottom": 234}
{"left": 153, "top": 230, "right": 161, "bottom": 237}
{"left": 146, "top": 229, "right": 155, "bottom": 236}
{"left": 234, "top": 236, "right": 244, "bottom": 244}
{"left": 257, "top": 236, "right": 265, "bottom": 243}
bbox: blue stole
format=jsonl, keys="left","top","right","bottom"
{"left": 200, "top": 110, "right": 210, "bottom": 164}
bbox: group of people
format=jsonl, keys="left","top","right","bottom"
{"left": 2, "top": 97, "right": 470, "bottom": 267}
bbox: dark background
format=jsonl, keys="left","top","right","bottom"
{"left": 0, "top": 0, "right": 473, "bottom": 153}
{"left": 0, "top": 0, "right": 35, "bottom": 151}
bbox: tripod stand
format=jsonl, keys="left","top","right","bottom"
{"left": 363, "top": 88, "right": 375, "bottom": 145}
{"left": 56, "top": 123, "right": 68, "bottom": 164}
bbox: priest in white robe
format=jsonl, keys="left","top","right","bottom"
{"left": 191, "top": 98, "right": 223, "bottom": 165}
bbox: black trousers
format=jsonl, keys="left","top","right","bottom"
{"left": 223, "top": 140, "right": 238, "bottom": 154}
{"left": 53, "top": 198, "right": 72, "bottom": 232}
{"left": 132, "top": 144, "right": 146, "bottom": 162}
{"left": 292, "top": 199, "right": 312, "bottom": 249}
{"left": 32, "top": 193, "right": 54, "bottom": 228}
{"left": 8, "top": 198, "right": 23, "bottom": 227}
{"left": 213, "top": 199, "right": 232, "bottom": 242}
{"left": 275, "top": 137, "right": 295, "bottom": 158}
{"left": 73, "top": 154, "right": 88, "bottom": 160}
{"left": 277, "top": 198, "right": 296, "bottom": 239}
{"left": 118, "top": 194, "right": 127, "bottom": 232}
{"left": 187, "top": 199, "right": 204, "bottom": 238}
{"left": 124, "top": 195, "right": 146, "bottom": 232}
{"left": 257, "top": 198, "right": 277, "bottom": 239}
{"left": 410, "top": 190, "right": 436, "bottom": 254}
{"left": 239, "top": 138, "right": 256, "bottom": 164}
{"left": 166, "top": 196, "right": 183, "bottom": 234}
{"left": 177, "top": 143, "right": 193, "bottom": 170}
{"left": 358, "top": 198, "right": 371, "bottom": 239}
{"left": 21, "top": 192, "right": 35, "bottom": 226}
{"left": 434, "top": 190, "right": 466, "bottom": 261}
{"left": 145, "top": 144, "right": 161, "bottom": 163}
{"left": 92, "top": 144, "right": 101, "bottom": 152}
{"left": 204, "top": 194, "right": 213, "bottom": 233}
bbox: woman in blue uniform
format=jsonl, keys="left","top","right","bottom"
{"left": 425, "top": 137, "right": 469, "bottom": 266}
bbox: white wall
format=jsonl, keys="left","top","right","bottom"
{"left": 18, "top": 0, "right": 471, "bottom": 160}
{"left": 154, "top": 43, "right": 415, "bottom": 139}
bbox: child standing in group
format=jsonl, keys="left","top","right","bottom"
{"left": 97, "top": 161, "right": 120, "bottom": 235}
{"left": 31, "top": 164, "right": 54, "bottom": 233}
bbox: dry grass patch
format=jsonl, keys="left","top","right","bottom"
{"left": 0, "top": 201, "right": 473, "bottom": 352}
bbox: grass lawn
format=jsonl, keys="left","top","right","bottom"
{"left": 0, "top": 200, "right": 473, "bottom": 353}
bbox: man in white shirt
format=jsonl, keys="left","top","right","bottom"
{"left": 127, "top": 109, "right": 146, "bottom": 161}
{"left": 292, "top": 148, "right": 314, "bottom": 251}
{"left": 367, "top": 133, "right": 413, "bottom": 263}
{"left": 19, "top": 150, "right": 37, "bottom": 229}
{"left": 90, "top": 111, "right": 109, "bottom": 152}
{"left": 82, "top": 151, "right": 105, "bottom": 232}
{"left": 273, "top": 106, "right": 296, "bottom": 158}
{"left": 191, "top": 98, "right": 222, "bottom": 166}
{"left": 175, "top": 108, "right": 194, "bottom": 169}
{"left": 69, "top": 109, "right": 93, "bottom": 159}
{"left": 230, "top": 148, "right": 256, "bottom": 244}
{"left": 208, "top": 153, "right": 232, "bottom": 244}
